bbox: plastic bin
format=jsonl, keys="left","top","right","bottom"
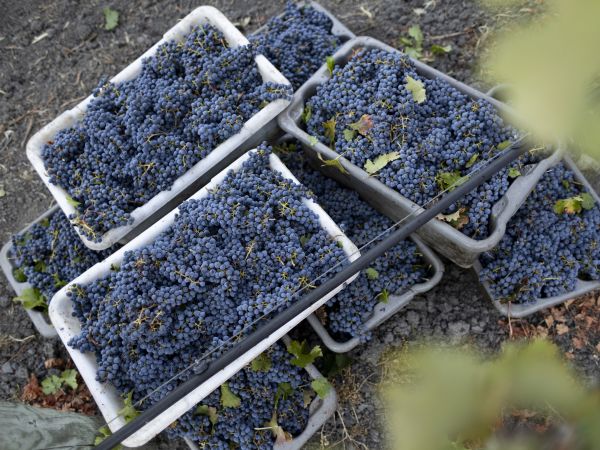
{"left": 473, "top": 155, "right": 600, "bottom": 318}
{"left": 0, "top": 207, "right": 62, "bottom": 338}
{"left": 307, "top": 234, "right": 444, "bottom": 352}
{"left": 183, "top": 336, "right": 337, "bottom": 450}
{"left": 249, "top": 1, "right": 355, "bottom": 141}
{"left": 27, "top": 6, "right": 291, "bottom": 251}
{"left": 278, "top": 36, "right": 562, "bottom": 268}
{"left": 48, "top": 150, "right": 359, "bottom": 447}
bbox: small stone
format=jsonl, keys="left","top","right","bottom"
{"left": 406, "top": 310, "right": 420, "bottom": 327}
{"left": 1, "top": 362, "right": 13, "bottom": 375}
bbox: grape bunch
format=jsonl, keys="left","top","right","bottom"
{"left": 276, "top": 141, "right": 430, "bottom": 341}
{"left": 166, "top": 342, "right": 317, "bottom": 449}
{"left": 304, "top": 48, "right": 545, "bottom": 240}
{"left": 250, "top": 1, "right": 342, "bottom": 90}
{"left": 41, "top": 24, "right": 291, "bottom": 242}
{"left": 479, "top": 162, "right": 600, "bottom": 304}
{"left": 67, "top": 148, "right": 346, "bottom": 409}
{"left": 10, "top": 210, "right": 116, "bottom": 309}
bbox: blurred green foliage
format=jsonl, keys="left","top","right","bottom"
{"left": 482, "top": 0, "right": 600, "bottom": 160}
{"left": 381, "top": 340, "right": 600, "bottom": 450}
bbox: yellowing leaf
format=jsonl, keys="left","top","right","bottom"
{"left": 220, "top": 383, "right": 241, "bottom": 408}
{"left": 405, "top": 75, "right": 426, "bottom": 103}
{"left": 322, "top": 117, "right": 337, "bottom": 145}
{"left": 349, "top": 114, "right": 374, "bottom": 136}
{"left": 497, "top": 140, "right": 512, "bottom": 151}
{"left": 287, "top": 340, "right": 323, "bottom": 368}
{"left": 103, "top": 7, "right": 119, "bottom": 31}
{"left": 318, "top": 153, "right": 348, "bottom": 174}
{"left": 311, "top": 377, "right": 332, "bottom": 399}
{"left": 437, "top": 208, "right": 469, "bottom": 230}
{"left": 553, "top": 194, "right": 594, "bottom": 215}
{"left": 364, "top": 151, "right": 401, "bottom": 175}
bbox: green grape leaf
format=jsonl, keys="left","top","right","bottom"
{"left": 436, "top": 171, "right": 468, "bottom": 191}
{"left": 287, "top": 340, "right": 323, "bottom": 368}
{"left": 301, "top": 104, "right": 312, "bottom": 124}
{"left": 408, "top": 25, "right": 424, "bottom": 47}
{"left": 311, "top": 377, "right": 332, "bottom": 399}
{"left": 344, "top": 128, "right": 357, "bottom": 141}
{"left": 40, "top": 218, "right": 50, "bottom": 227}
{"left": 322, "top": 117, "right": 337, "bottom": 145}
{"left": 195, "top": 404, "right": 218, "bottom": 425}
{"left": 321, "top": 353, "right": 353, "bottom": 378}
{"left": 405, "top": 75, "right": 426, "bottom": 103}
{"left": 34, "top": 260, "right": 47, "bottom": 273}
{"left": 65, "top": 194, "right": 81, "bottom": 209}
{"left": 13, "top": 267, "right": 27, "bottom": 282}
{"left": 14, "top": 287, "right": 47, "bottom": 311}
{"left": 326, "top": 56, "right": 335, "bottom": 75}
{"left": 508, "top": 167, "right": 522, "bottom": 178}
{"left": 317, "top": 153, "right": 348, "bottom": 174}
{"left": 465, "top": 153, "right": 479, "bottom": 168}
{"left": 377, "top": 288, "right": 390, "bottom": 304}
{"left": 103, "top": 7, "right": 119, "bottom": 31}
{"left": 61, "top": 369, "right": 78, "bottom": 390}
{"left": 430, "top": 44, "right": 452, "bottom": 55}
{"left": 41, "top": 375, "right": 63, "bottom": 395}
{"left": 365, "top": 267, "right": 379, "bottom": 280}
{"left": 251, "top": 352, "right": 272, "bottom": 372}
{"left": 53, "top": 273, "right": 68, "bottom": 289}
{"left": 119, "top": 392, "right": 140, "bottom": 422}
{"left": 405, "top": 47, "right": 423, "bottom": 59}
{"left": 275, "top": 382, "right": 293, "bottom": 403}
{"left": 308, "top": 135, "right": 319, "bottom": 146}
{"left": 497, "top": 140, "right": 512, "bottom": 151}
{"left": 348, "top": 114, "right": 374, "bottom": 136}
{"left": 94, "top": 425, "right": 114, "bottom": 447}
{"left": 364, "top": 151, "right": 401, "bottom": 176}
{"left": 220, "top": 383, "right": 241, "bottom": 408}
{"left": 581, "top": 192, "right": 595, "bottom": 210}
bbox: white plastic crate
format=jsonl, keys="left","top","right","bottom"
{"left": 27, "top": 6, "right": 291, "bottom": 251}
{"left": 49, "top": 150, "right": 359, "bottom": 447}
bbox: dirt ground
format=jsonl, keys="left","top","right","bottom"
{"left": 0, "top": 1, "right": 598, "bottom": 449}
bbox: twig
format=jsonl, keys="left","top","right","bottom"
{"left": 429, "top": 28, "right": 475, "bottom": 41}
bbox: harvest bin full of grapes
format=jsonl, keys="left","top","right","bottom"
{"left": 26, "top": 6, "right": 292, "bottom": 251}
{"left": 279, "top": 36, "right": 563, "bottom": 268}
{"left": 48, "top": 149, "right": 359, "bottom": 447}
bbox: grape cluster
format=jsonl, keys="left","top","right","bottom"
{"left": 276, "top": 141, "right": 430, "bottom": 341}
{"left": 10, "top": 210, "right": 115, "bottom": 307}
{"left": 166, "top": 342, "right": 312, "bottom": 449}
{"left": 250, "top": 1, "right": 342, "bottom": 90}
{"left": 41, "top": 24, "right": 291, "bottom": 242}
{"left": 305, "top": 48, "right": 544, "bottom": 239}
{"left": 479, "top": 162, "right": 600, "bottom": 304}
{"left": 67, "top": 148, "right": 345, "bottom": 408}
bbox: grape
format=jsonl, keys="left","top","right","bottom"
{"left": 66, "top": 148, "right": 346, "bottom": 433}
{"left": 41, "top": 24, "right": 291, "bottom": 242}
{"left": 276, "top": 141, "right": 431, "bottom": 341}
{"left": 305, "top": 48, "right": 544, "bottom": 240}
{"left": 250, "top": 1, "right": 342, "bottom": 90}
{"left": 10, "top": 210, "right": 117, "bottom": 307}
{"left": 479, "top": 162, "right": 600, "bottom": 304}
